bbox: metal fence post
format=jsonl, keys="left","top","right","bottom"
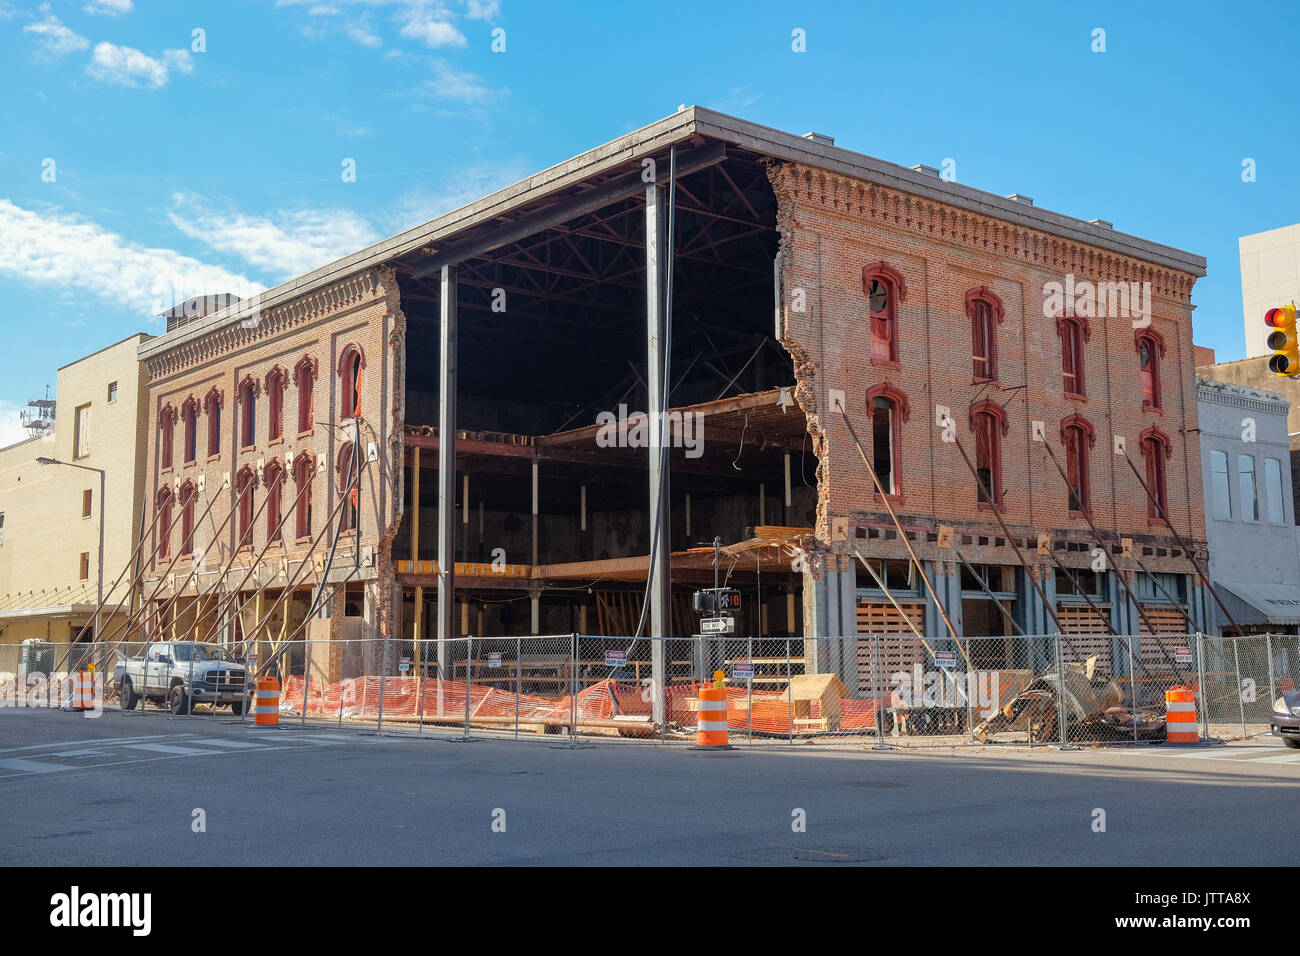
{"left": 569, "top": 632, "right": 577, "bottom": 743}
{"left": 873, "top": 633, "right": 887, "bottom": 750}
{"left": 376, "top": 632, "right": 388, "bottom": 734}
{"left": 964, "top": 639, "right": 974, "bottom": 744}
{"left": 463, "top": 634, "right": 472, "bottom": 739}
{"left": 1054, "top": 633, "right": 1068, "bottom": 748}
{"left": 301, "top": 638, "right": 313, "bottom": 728}
{"left": 1196, "top": 632, "right": 1208, "bottom": 741}
{"left": 1232, "top": 636, "right": 1246, "bottom": 739}
{"left": 514, "top": 636, "right": 521, "bottom": 740}
{"left": 1266, "top": 633, "right": 1277, "bottom": 717}
{"left": 1129, "top": 632, "right": 1138, "bottom": 744}
{"left": 786, "top": 638, "right": 793, "bottom": 744}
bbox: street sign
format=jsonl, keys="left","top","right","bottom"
{"left": 1175, "top": 647, "right": 1193, "bottom": 665}
{"left": 732, "top": 658, "right": 754, "bottom": 680}
{"left": 247, "top": 654, "right": 258, "bottom": 672}
{"left": 488, "top": 652, "right": 503, "bottom": 669}
{"left": 934, "top": 650, "right": 957, "bottom": 670}
{"left": 700, "top": 617, "right": 735, "bottom": 634}
{"left": 605, "top": 650, "right": 627, "bottom": 668}
{"left": 398, "top": 656, "right": 410, "bottom": 673}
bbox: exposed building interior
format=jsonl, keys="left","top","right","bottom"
{"left": 389, "top": 145, "right": 815, "bottom": 640}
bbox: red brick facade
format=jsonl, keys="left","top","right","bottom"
{"left": 771, "top": 163, "right": 1207, "bottom": 568}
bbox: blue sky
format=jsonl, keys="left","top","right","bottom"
{"left": 2, "top": 0, "right": 1297, "bottom": 443}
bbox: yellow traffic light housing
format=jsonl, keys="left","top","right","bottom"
{"left": 1265, "top": 305, "right": 1299, "bottom": 377}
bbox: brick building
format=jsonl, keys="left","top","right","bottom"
{"left": 129, "top": 108, "right": 1211, "bottom": 695}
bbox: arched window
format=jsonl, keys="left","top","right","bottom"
{"left": 1060, "top": 414, "right": 1096, "bottom": 516}
{"left": 294, "top": 356, "right": 317, "bottom": 434}
{"left": 156, "top": 487, "right": 174, "bottom": 561}
{"left": 266, "top": 366, "right": 286, "bottom": 442}
{"left": 865, "top": 383, "right": 911, "bottom": 497}
{"left": 179, "top": 481, "right": 196, "bottom": 556}
{"left": 204, "top": 388, "right": 223, "bottom": 458}
{"left": 969, "top": 400, "right": 1009, "bottom": 509}
{"left": 237, "top": 376, "right": 258, "bottom": 449}
{"left": 1056, "top": 314, "right": 1090, "bottom": 399}
{"left": 181, "top": 396, "right": 199, "bottom": 465}
{"left": 235, "top": 466, "right": 256, "bottom": 549}
{"left": 862, "top": 262, "right": 906, "bottom": 368}
{"left": 293, "top": 454, "right": 314, "bottom": 539}
{"left": 263, "top": 461, "right": 284, "bottom": 544}
{"left": 1140, "top": 427, "right": 1172, "bottom": 522}
{"left": 159, "top": 404, "right": 176, "bottom": 471}
{"left": 338, "top": 344, "right": 364, "bottom": 419}
{"left": 336, "top": 441, "right": 358, "bottom": 533}
{"left": 966, "top": 286, "right": 1004, "bottom": 382}
{"left": 1136, "top": 328, "right": 1165, "bottom": 410}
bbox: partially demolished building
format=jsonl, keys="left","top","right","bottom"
{"left": 127, "top": 108, "right": 1211, "bottom": 695}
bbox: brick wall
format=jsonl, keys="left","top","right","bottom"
{"left": 771, "top": 163, "right": 1207, "bottom": 571}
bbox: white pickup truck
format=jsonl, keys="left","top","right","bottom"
{"left": 114, "top": 642, "right": 250, "bottom": 715}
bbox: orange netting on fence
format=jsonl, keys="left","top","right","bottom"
{"left": 277, "top": 675, "right": 892, "bottom": 735}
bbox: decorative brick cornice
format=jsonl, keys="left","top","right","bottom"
{"left": 145, "top": 268, "right": 391, "bottom": 381}
{"left": 767, "top": 163, "right": 1198, "bottom": 302}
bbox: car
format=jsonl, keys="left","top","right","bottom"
{"left": 114, "top": 642, "right": 250, "bottom": 715}
{"left": 1270, "top": 690, "right": 1300, "bottom": 748}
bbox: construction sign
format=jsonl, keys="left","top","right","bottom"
{"left": 605, "top": 650, "right": 627, "bottom": 667}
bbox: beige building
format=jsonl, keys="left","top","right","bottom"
{"left": 1241, "top": 223, "right": 1300, "bottom": 357}
{"left": 0, "top": 333, "right": 152, "bottom": 648}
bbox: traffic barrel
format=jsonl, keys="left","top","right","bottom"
{"left": 692, "top": 670, "right": 733, "bottom": 750}
{"left": 72, "top": 671, "right": 93, "bottom": 711}
{"left": 1165, "top": 685, "right": 1198, "bottom": 744}
{"left": 254, "top": 676, "right": 280, "bottom": 727}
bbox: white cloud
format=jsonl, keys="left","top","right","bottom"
{"left": 345, "top": 15, "right": 382, "bottom": 47}
{"left": 465, "top": 0, "right": 498, "bottom": 18}
{"left": 413, "top": 59, "right": 503, "bottom": 104}
{"left": 336, "top": 123, "right": 374, "bottom": 137}
{"left": 387, "top": 161, "right": 528, "bottom": 233}
{"left": 0, "top": 401, "right": 31, "bottom": 450}
{"left": 0, "top": 199, "right": 258, "bottom": 318}
{"left": 24, "top": 8, "right": 90, "bottom": 61}
{"left": 84, "top": 0, "right": 133, "bottom": 15}
{"left": 87, "top": 42, "right": 186, "bottom": 88}
{"left": 168, "top": 193, "right": 380, "bottom": 279}
{"left": 399, "top": 9, "right": 466, "bottom": 48}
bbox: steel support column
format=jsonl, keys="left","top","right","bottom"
{"left": 646, "top": 180, "right": 669, "bottom": 725}
{"left": 437, "top": 264, "right": 457, "bottom": 683}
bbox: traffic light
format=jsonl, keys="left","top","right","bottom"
{"left": 1265, "top": 305, "right": 1299, "bottom": 376}
{"left": 692, "top": 588, "right": 743, "bottom": 612}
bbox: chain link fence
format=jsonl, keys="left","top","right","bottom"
{"left": 2, "top": 633, "right": 1294, "bottom": 746}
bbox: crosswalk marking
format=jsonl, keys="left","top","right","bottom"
{"left": 189, "top": 739, "right": 268, "bottom": 750}
{"left": 0, "top": 757, "right": 70, "bottom": 773}
{"left": 50, "top": 749, "right": 109, "bottom": 758}
{"left": 1148, "top": 746, "right": 1300, "bottom": 765}
{"left": 121, "top": 743, "right": 217, "bottom": 756}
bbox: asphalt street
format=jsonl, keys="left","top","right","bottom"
{"left": 2, "top": 708, "right": 1296, "bottom": 866}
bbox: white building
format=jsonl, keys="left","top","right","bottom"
{"left": 1240, "top": 223, "right": 1300, "bottom": 358}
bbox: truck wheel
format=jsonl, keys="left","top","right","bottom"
{"left": 120, "top": 678, "right": 137, "bottom": 711}
{"left": 230, "top": 698, "right": 246, "bottom": 716}
{"left": 168, "top": 684, "right": 191, "bottom": 715}
{"left": 1284, "top": 738, "right": 1300, "bottom": 749}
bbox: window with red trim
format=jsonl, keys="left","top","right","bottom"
{"left": 266, "top": 367, "right": 285, "bottom": 441}
{"left": 1059, "top": 316, "right": 1087, "bottom": 398}
{"left": 966, "top": 287, "right": 1003, "bottom": 382}
{"left": 865, "top": 383, "right": 910, "bottom": 497}
{"left": 970, "top": 402, "right": 1008, "bottom": 508}
{"left": 204, "top": 389, "right": 222, "bottom": 458}
{"left": 293, "top": 454, "right": 313, "bottom": 539}
{"left": 295, "top": 356, "right": 316, "bottom": 434}
{"left": 337, "top": 441, "right": 357, "bottom": 532}
{"left": 1137, "top": 329, "right": 1164, "bottom": 410}
{"left": 264, "top": 461, "right": 284, "bottom": 544}
{"left": 238, "top": 377, "right": 257, "bottom": 449}
{"left": 862, "top": 262, "right": 905, "bottom": 367}
{"left": 159, "top": 405, "right": 176, "bottom": 470}
{"left": 1141, "top": 429, "right": 1171, "bottom": 522}
{"left": 182, "top": 398, "right": 198, "bottom": 465}
{"left": 235, "top": 467, "right": 255, "bottom": 549}
{"left": 179, "top": 481, "right": 196, "bottom": 555}
{"left": 339, "top": 345, "right": 363, "bottom": 419}
{"left": 1062, "top": 421, "right": 1093, "bottom": 515}
{"left": 156, "top": 488, "right": 173, "bottom": 560}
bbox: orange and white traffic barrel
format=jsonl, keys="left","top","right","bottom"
{"left": 692, "top": 670, "right": 733, "bottom": 750}
{"left": 1165, "top": 685, "right": 1198, "bottom": 744}
{"left": 72, "top": 671, "right": 93, "bottom": 711}
{"left": 254, "top": 676, "right": 280, "bottom": 727}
